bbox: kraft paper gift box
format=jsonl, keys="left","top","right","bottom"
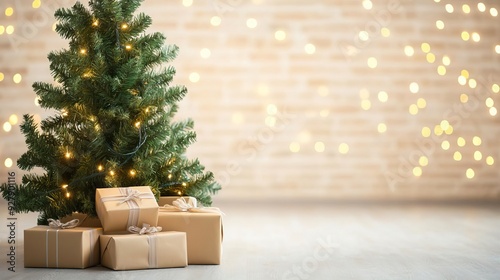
{"left": 24, "top": 225, "right": 102, "bottom": 268}
{"left": 157, "top": 198, "right": 223, "bottom": 265}
{"left": 95, "top": 186, "right": 159, "bottom": 233}
{"left": 100, "top": 231, "right": 188, "bottom": 270}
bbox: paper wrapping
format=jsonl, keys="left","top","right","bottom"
{"left": 95, "top": 186, "right": 159, "bottom": 233}
{"left": 157, "top": 211, "right": 222, "bottom": 264}
{"left": 158, "top": 196, "right": 197, "bottom": 208}
{"left": 100, "top": 232, "right": 188, "bottom": 270}
{"left": 24, "top": 226, "right": 102, "bottom": 268}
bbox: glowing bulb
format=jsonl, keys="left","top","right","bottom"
{"left": 461, "top": 31, "right": 470, "bottom": 41}
{"left": 493, "top": 84, "right": 500, "bottom": 93}
{"left": 472, "top": 136, "right": 482, "bottom": 146}
{"left": 361, "top": 100, "right": 371, "bottom": 110}
{"left": 417, "top": 98, "right": 426, "bottom": 109}
{"left": 421, "top": 127, "right": 431, "bottom": 138}
{"left": 6, "top": 25, "right": 14, "bottom": 34}
{"left": 413, "top": 166, "right": 422, "bottom": 177}
{"left": 121, "top": 23, "right": 128, "bottom": 29}
{"left": 421, "top": 43, "right": 431, "bottom": 53}
{"left": 377, "top": 123, "right": 387, "bottom": 133}
{"left": 5, "top": 7, "right": 14, "bottom": 16}
{"left": 65, "top": 152, "right": 71, "bottom": 159}
{"left": 3, "top": 122, "right": 12, "bottom": 132}
{"left": 436, "top": 20, "right": 444, "bottom": 30}
{"left": 182, "top": 182, "right": 187, "bottom": 187}
{"left": 275, "top": 30, "right": 286, "bottom": 41}
{"left": 97, "top": 165, "right": 104, "bottom": 171}
{"left": 125, "top": 44, "right": 132, "bottom": 50}
{"left": 109, "top": 170, "right": 115, "bottom": 176}
{"left": 474, "top": 151, "right": 482, "bottom": 161}
{"left": 246, "top": 18, "right": 257, "bottom": 29}
{"left": 442, "top": 56, "right": 450, "bottom": 66}
{"left": 469, "top": 78, "right": 477, "bottom": 88}
{"left": 486, "top": 156, "right": 494, "bottom": 165}
{"left": 458, "top": 76, "right": 467, "bottom": 85}
{"left": 92, "top": 19, "right": 99, "bottom": 26}
{"left": 460, "top": 94, "right": 468, "bottom": 103}
{"left": 457, "top": 137, "right": 466, "bottom": 147}
{"left": 404, "top": 46, "right": 414, "bottom": 56}
{"left": 210, "top": 16, "right": 221, "bottom": 26}
{"left": 381, "top": 27, "right": 390, "bottom": 37}
{"left": 182, "top": 0, "right": 193, "bottom": 7}
{"left": 409, "top": 82, "right": 419, "bottom": 93}
{"left": 453, "top": 151, "right": 462, "bottom": 161}
{"left": 409, "top": 104, "right": 418, "bottom": 115}
{"left": 440, "top": 120, "right": 450, "bottom": 131}
{"left": 135, "top": 121, "right": 141, "bottom": 128}
{"left": 426, "top": 53, "right": 436, "bottom": 63}
{"left": 437, "top": 65, "right": 446, "bottom": 75}
{"left": 304, "top": 43, "right": 316, "bottom": 55}
{"left": 462, "top": 4, "right": 470, "bottom": 13}
{"left": 32, "top": 0, "right": 41, "bottom": 9}
{"left": 367, "top": 57, "right": 377, "bottom": 68}
{"left": 66, "top": 192, "right": 71, "bottom": 198}
{"left": 478, "top": 3, "right": 486, "bottom": 12}
{"left": 485, "top": 98, "right": 494, "bottom": 108}
{"left": 13, "top": 73, "right": 22, "bottom": 84}
{"left": 359, "top": 31, "right": 369, "bottom": 41}
{"left": 4, "top": 158, "right": 13, "bottom": 168}
{"left": 338, "top": 143, "right": 349, "bottom": 154}
{"left": 80, "top": 49, "right": 87, "bottom": 54}
{"left": 0, "top": 72, "right": 4, "bottom": 81}
{"left": 177, "top": 191, "right": 182, "bottom": 195}
{"left": 378, "top": 91, "right": 388, "bottom": 102}
{"left": 490, "top": 107, "right": 497, "bottom": 116}
{"left": 314, "top": 142, "right": 325, "bottom": 152}
{"left": 445, "top": 4, "right": 454, "bottom": 13}
{"left": 491, "top": 8, "right": 498, "bottom": 17}
{"left": 9, "top": 114, "right": 18, "bottom": 125}
{"left": 62, "top": 184, "right": 68, "bottom": 189}
{"left": 471, "top": 32, "right": 480, "bottom": 42}
{"left": 362, "top": 0, "right": 373, "bottom": 10}
{"left": 419, "top": 156, "right": 428, "bottom": 167}
{"left": 441, "top": 140, "right": 450, "bottom": 150}
{"left": 129, "top": 169, "right": 136, "bottom": 176}
{"left": 200, "top": 48, "right": 211, "bottom": 59}
{"left": 466, "top": 168, "right": 475, "bottom": 179}
{"left": 168, "top": 173, "right": 173, "bottom": 179}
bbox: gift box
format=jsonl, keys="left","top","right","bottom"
{"left": 95, "top": 186, "right": 158, "bottom": 233}
{"left": 157, "top": 198, "right": 223, "bottom": 264}
{"left": 100, "top": 231, "right": 188, "bottom": 270}
{"left": 24, "top": 226, "right": 102, "bottom": 268}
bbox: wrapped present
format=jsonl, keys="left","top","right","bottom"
{"left": 24, "top": 219, "right": 102, "bottom": 268}
{"left": 158, "top": 198, "right": 223, "bottom": 264}
{"left": 100, "top": 226, "right": 188, "bottom": 270}
{"left": 95, "top": 186, "right": 158, "bottom": 233}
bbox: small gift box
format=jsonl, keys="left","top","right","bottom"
{"left": 24, "top": 219, "right": 102, "bottom": 268}
{"left": 100, "top": 225, "right": 188, "bottom": 270}
{"left": 157, "top": 198, "right": 223, "bottom": 264}
{"left": 95, "top": 186, "right": 158, "bottom": 233}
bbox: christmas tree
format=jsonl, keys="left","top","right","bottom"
{"left": 1, "top": 0, "right": 220, "bottom": 224}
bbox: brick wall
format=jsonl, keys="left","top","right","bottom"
{"left": 0, "top": 0, "right": 499, "bottom": 202}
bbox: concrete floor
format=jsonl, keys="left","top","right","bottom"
{"left": 1, "top": 200, "right": 500, "bottom": 279}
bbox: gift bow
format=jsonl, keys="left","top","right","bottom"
{"left": 128, "top": 224, "right": 163, "bottom": 235}
{"left": 160, "top": 197, "right": 224, "bottom": 215}
{"left": 47, "top": 218, "right": 79, "bottom": 229}
{"left": 118, "top": 188, "right": 144, "bottom": 204}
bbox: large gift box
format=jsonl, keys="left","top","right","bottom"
{"left": 24, "top": 225, "right": 102, "bottom": 268}
{"left": 157, "top": 197, "right": 223, "bottom": 264}
{"left": 95, "top": 186, "right": 158, "bottom": 233}
{"left": 100, "top": 231, "right": 188, "bottom": 270}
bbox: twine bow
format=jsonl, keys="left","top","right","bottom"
{"left": 128, "top": 224, "right": 163, "bottom": 235}
{"left": 48, "top": 218, "right": 79, "bottom": 229}
{"left": 160, "top": 198, "right": 225, "bottom": 215}
{"left": 118, "top": 188, "right": 143, "bottom": 204}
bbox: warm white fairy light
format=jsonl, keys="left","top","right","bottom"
{"left": 210, "top": 16, "right": 221, "bottom": 26}
{"left": 404, "top": 45, "right": 414, "bottom": 56}
{"left": 121, "top": 23, "right": 128, "bottom": 30}
{"left": 478, "top": 3, "right": 486, "bottom": 12}
{"left": 3, "top": 122, "right": 11, "bottom": 132}
{"left": 304, "top": 43, "right": 316, "bottom": 54}
{"left": 246, "top": 18, "right": 257, "bottom": 29}
{"left": 97, "top": 165, "right": 104, "bottom": 171}
{"left": 275, "top": 30, "right": 286, "bottom": 41}
{"left": 4, "top": 158, "right": 13, "bottom": 168}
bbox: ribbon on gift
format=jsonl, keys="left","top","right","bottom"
{"left": 100, "top": 188, "right": 155, "bottom": 228}
{"left": 48, "top": 218, "right": 79, "bottom": 229}
{"left": 128, "top": 224, "right": 163, "bottom": 235}
{"left": 159, "top": 197, "right": 225, "bottom": 215}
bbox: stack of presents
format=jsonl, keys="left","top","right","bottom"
{"left": 24, "top": 186, "right": 223, "bottom": 270}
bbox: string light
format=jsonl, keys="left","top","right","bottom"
{"left": 65, "top": 151, "right": 71, "bottom": 159}
{"left": 66, "top": 192, "right": 71, "bottom": 198}
{"left": 80, "top": 49, "right": 87, "bottom": 54}
{"left": 125, "top": 44, "right": 132, "bottom": 50}
{"left": 62, "top": 184, "right": 68, "bottom": 189}
{"left": 168, "top": 173, "right": 173, "bottom": 179}
{"left": 109, "top": 170, "right": 115, "bottom": 176}
{"left": 92, "top": 19, "right": 99, "bottom": 27}
{"left": 97, "top": 165, "right": 104, "bottom": 171}
{"left": 121, "top": 23, "right": 128, "bottom": 29}
{"left": 134, "top": 121, "right": 141, "bottom": 128}
{"left": 182, "top": 182, "right": 187, "bottom": 187}
{"left": 129, "top": 169, "right": 136, "bottom": 176}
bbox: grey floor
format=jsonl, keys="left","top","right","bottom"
{"left": 1, "top": 200, "right": 500, "bottom": 279}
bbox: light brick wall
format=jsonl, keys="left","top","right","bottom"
{"left": 0, "top": 0, "right": 499, "bottom": 201}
